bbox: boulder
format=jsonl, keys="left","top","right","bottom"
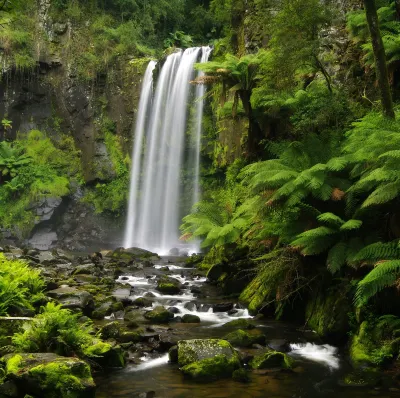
{"left": 212, "top": 303, "right": 234, "bottom": 312}
{"left": 84, "top": 341, "right": 126, "bottom": 368}
{"left": 110, "top": 247, "right": 159, "bottom": 263}
{"left": 173, "top": 339, "right": 241, "bottom": 381}
{"left": 1, "top": 353, "right": 95, "bottom": 397}
{"left": 156, "top": 276, "right": 181, "bottom": 295}
{"left": 182, "top": 314, "right": 200, "bottom": 323}
{"left": 249, "top": 350, "right": 293, "bottom": 369}
{"left": 223, "top": 319, "right": 255, "bottom": 329}
{"left": 144, "top": 306, "right": 174, "bottom": 323}
{"left": 46, "top": 287, "right": 94, "bottom": 315}
{"left": 132, "top": 297, "right": 153, "bottom": 307}
{"left": 224, "top": 329, "right": 266, "bottom": 348}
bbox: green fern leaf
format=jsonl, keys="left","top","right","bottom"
{"left": 317, "top": 212, "right": 345, "bottom": 226}
{"left": 340, "top": 219, "right": 362, "bottom": 231}
{"left": 327, "top": 241, "right": 348, "bottom": 273}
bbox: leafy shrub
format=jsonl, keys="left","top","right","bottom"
{"left": 0, "top": 254, "right": 45, "bottom": 315}
{"left": 12, "top": 303, "right": 94, "bottom": 356}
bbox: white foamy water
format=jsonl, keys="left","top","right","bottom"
{"left": 116, "top": 276, "right": 153, "bottom": 286}
{"left": 132, "top": 354, "right": 169, "bottom": 371}
{"left": 289, "top": 343, "right": 340, "bottom": 369}
{"left": 153, "top": 264, "right": 187, "bottom": 270}
{"left": 174, "top": 303, "right": 252, "bottom": 325}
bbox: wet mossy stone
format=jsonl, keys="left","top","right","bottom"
{"left": 176, "top": 339, "right": 240, "bottom": 367}
{"left": 1, "top": 353, "right": 95, "bottom": 397}
{"left": 84, "top": 341, "right": 126, "bottom": 368}
{"left": 144, "top": 306, "right": 174, "bottom": 323}
{"left": 223, "top": 318, "right": 255, "bottom": 329}
{"left": 182, "top": 314, "right": 200, "bottom": 323}
{"left": 110, "top": 247, "right": 159, "bottom": 262}
{"left": 250, "top": 350, "right": 293, "bottom": 369}
{"left": 224, "top": 329, "right": 266, "bottom": 348}
{"left": 350, "top": 316, "right": 400, "bottom": 369}
{"left": 156, "top": 276, "right": 181, "bottom": 295}
{"left": 132, "top": 297, "right": 153, "bottom": 307}
{"left": 305, "top": 287, "right": 350, "bottom": 342}
{"left": 46, "top": 287, "right": 94, "bottom": 315}
{"left": 180, "top": 354, "right": 240, "bottom": 381}
{"left": 98, "top": 321, "right": 122, "bottom": 340}
{"left": 232, "top": 368, "right": 250, "bottom": 382}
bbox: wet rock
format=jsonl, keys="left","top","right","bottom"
{"left": 182, "top": 314, "right": 201, "bottom": 323}
{"left": 168, "top": 345, "right": 178, "bottom": 362}
{"left": 249, "top": 349, "right": 293, "bottom": 369}
{"left": 72, "top": 263, "right": 95, "bottom": 275}
{"left": 175, "top": 339, "right": 241, "bottom": 381}
{"left": 144, "top": 306, "right": 174, "bottom": 323}
{"left": 156, "top": 276, "right": 181, "bottom": 294}
{"left": 212, "top": 303, "right": 234, "bottom": 312}
{"left": 223, "top": 319, "right": 255, "bottom": 329}
{"left": 110, "top": 247, "right": 159, "bottom": 263}
{"left": 144, "top": 292, "right": 156, "bottom": 298}
{"left": 99, "top": 321, "right": 123, "bottom": 340}
{"left": 168, "top": 306, "right": 181, "bottom": 314}
{"left": 224, "top": 329, "right": 266, "bottom": 348}
{"left": 184, "top": 302, "right": 197, "bottom": 311}
{"left": 267, "top": 339, "right": 290, "bottom": 353}
{"left": 46, "top": 287, "right": 94, "bottom": 315}
{"left": 2, "top": 353, "right": 95, "bottom": 397}
{"left": 232, "top": 368, "right": 251, "bottom": 382}
{"left": 190, "top": 286, "right": 202, "bottom": 294}
{"left": 132, "top": 297, "right": 153, "bottom": 307}
{"left": 84, "top": 341, "right": 126, "bottom": 368}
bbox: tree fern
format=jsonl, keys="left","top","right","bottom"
{"left": 355, "top": 260, "right": 400, "bottom": 307}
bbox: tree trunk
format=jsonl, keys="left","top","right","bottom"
{"left": 364, "top": 0, "right": 395, "bottom": 119}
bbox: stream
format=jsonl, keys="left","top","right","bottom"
{"left": 95, "top": 256, "right": 398, "bottom": 398}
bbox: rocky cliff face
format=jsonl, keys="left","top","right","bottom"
{"left": 0, "top": 1, "right": 145, "bottom": 250}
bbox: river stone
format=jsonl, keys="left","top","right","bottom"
{"left": 223, "top": 319, "right": 255, "bottom": 329}
{"left": 133, "top": 297, "right": 153, "bottom": 307}
{"left": 182, "top": 314, "right": 201, "bottom": 323}
{"left": 156, "top": 276, "right": 181, "bottom": 294}
{"left": 144, "top": 306, "right": 174, "bottom": 323}
{"left": 224, "top": 329, "right": 266, "bottom": 348}
{"left": 174, "top": 339, "right": 240, "bottom": 367}
{"left": 46, "top": 287, "right": 94, "bottom": 314}
{"left": 84, "top": 341, "right": 126, "bottom": 368}
{"left": 2, "top": 353, "right": 95, "bottom": 397}
{"left": 249, "top": 349, "right": 293, "bottom": 369}
{"left": 110, "top": 247, "right": 159, "bottom": 262}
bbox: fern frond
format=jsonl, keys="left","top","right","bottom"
{"left": 327, "top": 241, "right": 348, "bottom": 273}
{"left": 340, "top": 219, "right": 362, "bottom": 231}
{"left": 353, "top": 241, "right": 400, "bottom": 264}
{"left": 317, "top": 212, "right": 345, "bottom": 226}
{"left": 355, "top": 260, "right": 400, "bottom": 307}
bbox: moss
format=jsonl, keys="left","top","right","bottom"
{"left": 144, "top": 306, "right": 173, "bottom": 323}
{"left": 239, "top": 273, "right": 271, "bottom": 314}
{"left": 5, "top": 354, "right": 23, "bottom": 375}
{"left": 156, "top": 282, "right": 180, "bottom": 294}
{"left": 223, "top": 319, "right": 255, "bottom": 329}
{"left": 250, "top": 350, "right": 293, "bottom": 369}
{"left": 180, "top": 354, "right": 240, "bottom": 381}
{"left": 305, "top": 286, "right": 350, "bottom": 341}
{"left": 28, "top": 359, "right": 94, "bottom": 397}
{"left": 182, "top": 314, "right": 200, "bottom": 323}
{"left": 224, "top": 329, "right": 266, "bottom": 347}
{"left": 84, "top": 342, "right": 126, "bottom": 368}
{"left": 232, "top": 368, "right": 250, "bottom": 382}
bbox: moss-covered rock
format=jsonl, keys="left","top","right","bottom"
{"left": 224, "top": 329, "right": 266, "bottom": 347}
{"left": 144, "top": 306, "right": 174, "bottom": 323}
{"left": 181, "top": 354, "right": 240, "bottom": 381}
{"left": 156, "top": 276, "right": 181, "bottom": 295}
{"left": 109, "top": 247, "right": 158, "bottom": 262}
{"left": 232, "top": 368, "right": 250, "bottom": 382}
{"left": 84, "top": 341, "right": 126, "bottom": 368}
{"left": 305, "top": 287, "right": 350, "bottom": 342}
{"left": 176, "top": 339, "right": 240, "bottom": 367}
{"left": 182, "top": 314, "right": 201, "bottom": 323}
{"left": 349, "top": 316, "right": 400, "bottom": 369}
{"left": 46, "top": 287, "right": 94, "bottom": 315}
{"left": 239, "top": 273, "right": 271, "bottom": 315}
{"left": 98, "top": 321, "right": 122, "bottom": 340}
{"left": 250, "top": 350, "right": 293, "bottom": 369}
{"left": 132, "top": 297, "right": 152, "bottom": 307}
{"left": 223, "top": 319, "right": 255, "bottom": 329}
{"left": 1, "top": 353, "right": 95, "bottom": 397}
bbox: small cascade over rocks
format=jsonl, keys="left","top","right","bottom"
{"left": 124, "top": 47, "right": 212, "bottom": 254}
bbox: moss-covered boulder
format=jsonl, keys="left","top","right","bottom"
{"left": 305, "top": 287, "right": 350, "bottom": 342}
{"left": 1, "top": 353, "right": 95, "bottom": 397}
{"left": 144, "top": 306, "right": 174, "bottom": 323}
{"left": 223, "top": 319, "right": 255, "bottom": 329}
{"left": 132, "top": 297, "right": 153, "bottom": 307}
{"left": 174, "top": 339, "right": 241, "bottom": 381}
{"left": 109, "top": 247, "right": 159, "bottom": 262}
{"left": 239, "top": 273, "right": 271, "bottom": 315}
{"left": 84, "top": 341, "right": 126, "bottom": 368}
{"left": 250, "top": 350, "right": 293, "bottom": 369}
{"left": 350, "top": 316, "right": 400, "bottom": 369}
{"left": 98, "top": 321, "right": 123, "bottom": 340}
{"left": 46, "top": 287, "right": 94, "bottom": 315}
{"left": 156, "top": 276, "right": 181, "bottom": 294}
{"left": 182, "top": 314, "right": 200, "bottom": 323}
{"left": 224, "top": 329, "right": 266, "bottom": 347}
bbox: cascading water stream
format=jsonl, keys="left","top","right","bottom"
{"left": 123, "top": 47, "right": 211, "bottom": 253}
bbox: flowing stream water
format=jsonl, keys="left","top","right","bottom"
{"left": 124, "top": 47, "right": 211, "bottom": 254}
{"left": 95, "top": 257, "right": 398, "bottom": 398}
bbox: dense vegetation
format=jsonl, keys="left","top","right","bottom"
{"left": 0, "top": 0, "right": 400, "bottom": 391}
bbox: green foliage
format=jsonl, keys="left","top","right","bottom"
{"left": 0, "top": 254, "right": 45, "bottom": 315}
{"left": 12, "top": 302, "right": 94, "bottom": 356}
{"left": 0, "top": 130, "right": 82, "bottom": 236}
{"left": 164, "top": 31, "right": 193, "bottom": 49}
{"left": 347, "top": 1, "right": 400, "bottom": 71}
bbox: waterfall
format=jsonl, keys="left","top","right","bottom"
{"left": 124, "top": 47, "right": 211, "bottom": 254}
